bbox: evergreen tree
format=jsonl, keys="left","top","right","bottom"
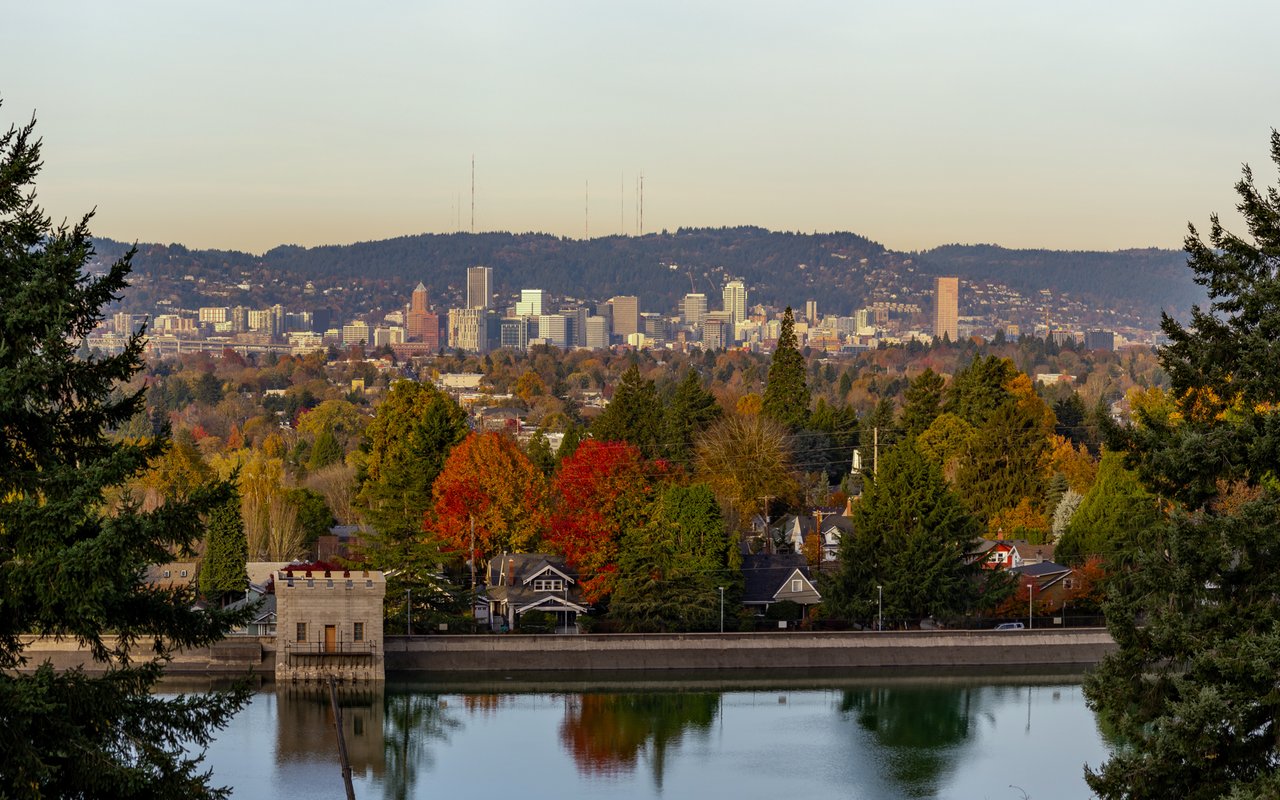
{"left": 610, "top": 484, "right": 740, "bottom": 632}
{"left": 556, "top": 423, "right": 584, "bottom": 466}
{"left": 661, "top": 368, "right": 722, "bottom": 464}
{"left": 899, "top": 368, "right": 946, "bottom": 439}
{"left": 1056, "top": 451, "right": 1159, "bottom": 564}
{"left": 1085, "top": 131, "right": 1280, "bottom": 798}
{"left": 307, "top": 426, "right": 342, "bottom": 471}
{"left": 943, "top": 354, "right": 1019, "bottom": 427}
{"left": 762, "top": 307, "right": 810, "bottom": 430}
{"left": 0, "top": 111, "right": 250, "bottom": 796}
{"left": 199, "top": 492, "right": 249, "bottom": 604}
{"left": 525, "top": 429, "right": 556, "bottom": 476}
{"left": 825, "top": 442, "right": 981, "bottom": 626}
{"left": 591, "top": 364, "right": 663, "bottom": 458}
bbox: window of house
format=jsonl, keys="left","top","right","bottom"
{"left": 1063, "top": 578, "right": 1075, "bottom": 590}
{"left": 296, "top": 623, "right": 307, "bottom": 642}
{"left": 993, "top": 552, "right": 1008, "bottom": 563}
{"left": 163, "top": 570, "right": 171, "bottom": 578}
{"left": 791, "top": 579, "right": 803, "bottom": 593}
{"left": 354, "top": 622, "right": 364, "bottom": 642}
{"left": 533, "top": 579, "right": 563, "bottom": 592}
{"left": 179, "top": 569, "right": 188, "bottom": 577}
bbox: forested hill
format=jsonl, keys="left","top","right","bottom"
{"left": 90, "top": 227, "right": 1199, "bottom": 318}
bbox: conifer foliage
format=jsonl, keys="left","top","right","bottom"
{"left": 762, "top": 306, "right": 810, "bottom": 430}
{"left": 0, "top": 110, "right": 249, "bottom": 796}
{"left": 1086, "top": 130, "right": 1280, "bottom": 799}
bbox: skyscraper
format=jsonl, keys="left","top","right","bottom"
{"left": 681, "top": 293, "right": 707, "bottom": 327}
{"left": 723, "top": 280, "right": 747, "bottom": 327}
{"left": 608, "top": 295, "right": 640, "bottom": 338}
{"left": 467, "top": 266, "right": 492, "bottom": 309}
{"left": 406, "top": 282, "right": 438, "bottom": 343}
{"left": 933, "top": 276, "right": 959, "bottom": 342}
{"left": 515, "top": 289, "right": 544, "bottom": 317}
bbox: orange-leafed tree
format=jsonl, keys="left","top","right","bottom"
{"left": 546, "top": 439, "right": 663, "bottom": 603}
{"left": 430, "top": 431, "right": 549, "bottom": 565}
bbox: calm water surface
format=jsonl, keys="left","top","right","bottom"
{"left": 197, "top": 673, "right": 1109, "bottom": 800}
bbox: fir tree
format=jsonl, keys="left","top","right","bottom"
{"left": 0, "top": 109, "right": 250, "bottom": 796}
{"left": 199, "top": 492, "right": 249, "bottom": 604}
{"left": 762, "top": 307, "right": 810, "bottom": 430}
{"left": 661, "top": 368, "right": 722, "bottom": 464}
{"left": 825, "top": 442, "right": 981, "bottom": 626}
{"left": 1086, "top": 131, "right": 1280, "bottom": 798}
{"left": 591, "top": 364, "right": 662, "bottom": 458}
{"left": 899, "top": 368, "right": 946, "bottom": 439}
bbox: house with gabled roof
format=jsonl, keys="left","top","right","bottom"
{"left": 741, "top": 553, "right": 822, "bottom": 619}
{"left": 1009, "top": 560, "right": 1077, "bottom": 609}
{"left": 485, "top": 553, "right": 589, "bottom": 633}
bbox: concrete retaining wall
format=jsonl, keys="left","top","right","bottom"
{"left": 383, "top": 629, "right": 1116, "bottom": 673}
{"left": 15, "top": 635, "right": 276, "bottom": 675}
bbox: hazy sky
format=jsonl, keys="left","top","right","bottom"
{"left": 4, "top": 1, "right": 1278, "bottom": 254}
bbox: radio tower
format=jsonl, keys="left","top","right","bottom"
{"left": 470, "top": 155, "right": 475, "bottom": 233}
{"left": 639, "top": 173, "right": 644, "bottom": 236}
{"left": 584, "top": 180, "right": 589, "bottom": 240}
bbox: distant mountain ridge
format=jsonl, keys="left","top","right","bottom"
{"left": 90, "top": 227, "right": 1200, "bottom": 320}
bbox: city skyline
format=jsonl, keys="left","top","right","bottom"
{"left": 4, "top": 2, "right": 1279, "bottom": 255}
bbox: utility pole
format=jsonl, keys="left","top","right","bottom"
{"left": 877, "top": 584, "right": 883, "bottom": 632}
{"left": 406, "top": 588, "right": 412, "bottom": 636}
{"left": 469, "top": 516, "right": 476, "bottom": 592}
{"left": 873, "top": 427, "right": 879, "bottom": 477}
{"left": 718, "top": 586, "right": 725, "bottom": 633}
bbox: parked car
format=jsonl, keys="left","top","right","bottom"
{"left": 995, "top": 621, "right": 1025, "bottom": 630}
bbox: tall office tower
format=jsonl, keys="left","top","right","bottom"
{"left": 608, "top": 295, "right": 640, "bottom": 338}
{"left": 342, "top": 320, "right": 371, "bottom": 346}
{"left": 932, "top": 276, "right": 959, "bottom": 342}
{"left": 805, "top": 299, "right": 818, "bottom": 325}
{"left": 681, "top": 293, "right": 707, "bottom": 327}
{"left": 515, "top": 289, "right": 544, "bottom": 317}
{"left": 538, "top": 314, "right": 570, "bottom": 348}
{"left": 703, "top": 313, "right": 733, "bottom": 350}
{"left": 467, "top": 266, "right": 492, "bottom": 309}
{"left": 447, "top": 307, "right": 488, "bottom": 352}
{"left": 584, "top": 316, "right": 609, "bottom": 350}
{"left": 723, "top": 280, "right": 747, "bottom": 326}
{"left": 641, "top": 312, "right": 666, "bottom": 345}
{"left": 406, "top": 281, "right": 437, "bottom": 342}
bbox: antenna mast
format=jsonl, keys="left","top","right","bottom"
{"left": 470, "top": 154, "right": 475, "bottom": 233}
{"left": 639, "top": 173, "right": 644, "bottom": 236}
{"left": 585, "top": 180, "right": 589, "bottom": 240}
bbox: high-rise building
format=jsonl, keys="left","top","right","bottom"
{"left": 703, "top": 311, "right": 733, "bottom": 350}
{"left": 515, "top": 289, "right": 544, "bottom": 317}
{"left": 805, "top": 299, "right": 818, "bottom": 325}
{"left": 341, "top": 321, "right": 371, "bottom": 346}
{"left": 538, "top": 314, "right": 569, "bottom": 348}
{"left": 723, "top": 280, "right": 747, "bottom": 327}
{"left": 584, "top": 316, "right": 609, "bottom": 350}
{"left": 467, "top": 266, "right": 492, "bottom": 309}
{"left": 641, "top": 312, "right": 666, "bottom": 345}
{"left": 1085, "top": 330, "right": 1115, "bottom": 352}
{"left": 608, "top": 295, "right": 640, "bottom": 338}
{"left": 447, "top": 308, "right": 488, "bottom": 352}
{"left": 405, "top": 281, "right": 440, "bottom": 345}
{"left": 681, "top": 293, "right": 707, "bottom": 327}
{"left": 933, "top": 277, "right": 959, "bottom": 342}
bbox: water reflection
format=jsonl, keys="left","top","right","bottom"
{"left": 559, "top": 693, "right": 720, "bottom": 790}
{"left": 840, "top": 685, "right": 974, "bottom": 798}
{"left": 274, "top": 685, "right": 387, "bottom": 779}
{"left": 381, "top": 692, "right": 462, "bottom": 800}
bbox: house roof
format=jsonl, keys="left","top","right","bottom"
{"left": 1010, "top": 560, "right": 1071, "bottom": 578}
{"left": 486, "top": 553, "right": 584, "bottom": 609}
{"left": 741, "top": 553, "right": 820, "bottom": 604}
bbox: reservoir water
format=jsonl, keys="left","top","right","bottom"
{"left": 196, "top": 672, "right": 1109, "bottom": 800}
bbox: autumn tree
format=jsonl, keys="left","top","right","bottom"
{"left": 695, "top": 412, "right": 798, "bottom": 534}
{"left": 591, "top": 364, "right": 663, "bottom": 458}
{"left": 762, "top": 306, "right": 810, "bottom": 430}
{"left": 430, "top": 431, "right": 549, "bottom": 566}
{"left": 1085, "top": 131, "right": 1280, "bottom": 799}
{"left": 546, "top": 440, "right": 659, "bottom": 603}
{"left": 0, "top": 110, "right": 249, "bottom": 796}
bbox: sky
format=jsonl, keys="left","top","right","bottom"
{"left": 4, "top": 1, "right": 1279, "bottom": 255}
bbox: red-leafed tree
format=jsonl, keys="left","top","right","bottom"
{"left": 430, "top": 431, "right": 549, "bottom": 566}
{"left": 547, "top": 440, "right": 664, "bottom": 603}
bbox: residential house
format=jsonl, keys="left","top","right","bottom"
{"left": 1009, "top": 560, "right": 1076, "bottom": 611}
{"left": 485, "top": 553, "right": 589, "bottom": 633}
{"left": 225, "top": 578, "right": 277, "bottom": 636}
{"left": 973, "top": 538, "right": 1055, "bottom": 570}
{"left": 144, "top": 561, "right": 199, "bottom": 591}
{"left": 741, "top": 553, "right": 822, "bottom": 620}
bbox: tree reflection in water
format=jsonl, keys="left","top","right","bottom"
{"left": 840, "top": 685, "right": 974, "bottom": 798}
{"left": 382, "top": 692, "right": 463, "bottom": 800}
{"left": 559, "top": 693, "right": 721, "bottom": 790}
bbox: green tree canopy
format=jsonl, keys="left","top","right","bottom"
{"left": 591, "top": 364, "right": 662, "bottom": 458}
{"left": 0, "top": 110, "right": 249, "bottom": 796}
{"left": 199, "top": 491, "right": 249, "bottom": 603}
{"left": 1086, "top": 130, "right": 1280, "bottom": 799}
{"left": 899, "top": 368, "right": 946, "bottom": 439}
{"left": 661, "top": 368, "right": 722, "bottom": 464}
{"left": 1055, "top": 451, "right": 1159, "bottom": 564}
{"left": 825, "top": 442, "right": 981, "bottom": 626}
{"left": 762, "top": 306, "right": 810, "bottom": 430}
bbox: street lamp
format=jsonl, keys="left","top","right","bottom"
{"left": 1028, "top": 582, "right": 1035, "bottom": 630}
{"left": 718, "top": 586, "right": 725, "bottom": 633}
{"left": 877, "top": 585, "right": 883, "bottom": 632}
